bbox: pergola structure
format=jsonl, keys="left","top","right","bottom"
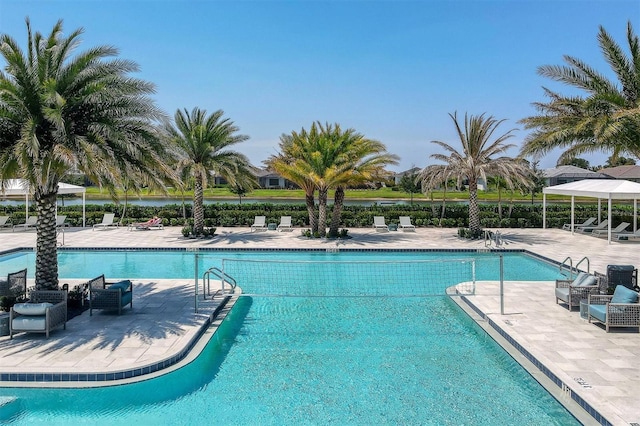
{"left": 1, "top": 179, "right": 87, "bottom": 227}
{"left": 543, "top": 179, "right": 640, "bottom": 244}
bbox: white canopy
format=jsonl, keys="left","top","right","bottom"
{"left": 1, "top": 179, "right": 86, "bottom": 227}
{"left": 543, "top": 179, "right": 640, "bottom": 244}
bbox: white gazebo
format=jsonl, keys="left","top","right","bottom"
{"left": 543, "top": 179, "right": 640, "bottom": 244}
{"left": 1, "top": 179, "right": 86, "bottom": 227}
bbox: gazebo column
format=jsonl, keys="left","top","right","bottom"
{"left": 570, "top": 196, "right": 575, "bottom": 233}
{"left": 542, "top": 194, "right": 546, "bottom": 229}
{"left": 634, "top": 199, "right": 637, "bottom": 233}
{"left": 607, "top": 196, "right": 612, "bottom": 244}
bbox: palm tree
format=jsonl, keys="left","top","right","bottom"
{"left": 0, "top": 19, "right": 171, "bottom": 290}
{"left": 520, "top": 21, "right": 640, "bottom": 162}
{"left": 326, "top": 130, "right": 398, "bottom": 237}
{"left": 425, "top": 112, "right": 530, "bottom": 235}
{"left": 268, "top": 122, "right": 397, "bottom": 237}
{"left": 164, "top": 107, "right": 253, "bottom": 236}
{"left": 267, "top": 130, "right": 319, "bottom": 234}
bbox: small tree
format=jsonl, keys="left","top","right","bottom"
{"left": 398, "top": 171, "right": 421, "bottom": 205}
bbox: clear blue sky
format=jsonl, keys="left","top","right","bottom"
{"left": 1, "top": 0, "right": 638, "bottom": 172}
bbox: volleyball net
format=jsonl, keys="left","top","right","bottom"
{"left": 218, "top": 257, "right": 488, "bottom": 297}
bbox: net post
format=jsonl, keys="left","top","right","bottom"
{"left": 499, "top": 254, "right": 504, "bottom": 315}
{"left": 187, "top": 248, "right": 199, "bottom": 313}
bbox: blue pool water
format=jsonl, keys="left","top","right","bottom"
{"left": 0, "top": 250, "right": 579, "bottom": 424}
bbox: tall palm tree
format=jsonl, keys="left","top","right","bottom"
{"left": 520, "top": 21, "right": 640, "bottom": 162}
{"left": 0, "top": 19, "right": 171, "bottom": 290}
{"left": 426, "top": 112, "right": 530, "bottom": 235}
{"left": 165, "top": 107, "right": 253, "bottom": 235}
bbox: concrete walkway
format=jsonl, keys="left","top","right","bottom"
{"left": 0, "top": 226, "right": 639, "bottom": 424}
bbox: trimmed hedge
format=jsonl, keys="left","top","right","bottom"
{"left": 0, "top": 201, "right": 635, "bottom": 228}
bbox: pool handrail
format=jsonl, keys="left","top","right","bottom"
{"left": 202, "top": 267, "right": 237, "bottom": 299}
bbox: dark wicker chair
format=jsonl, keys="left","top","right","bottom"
{"left": 87, "top": 275, "right": 133, "bottom": 316}
{"left": 0, "top": 268, "right": 27, "bottom": 301}
{"left": 9, "top": 289, "right": 67, "bottom": 338}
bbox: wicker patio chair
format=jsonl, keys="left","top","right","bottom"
{"left": 87, "top": 274, "right": 133, "bottom": 316}
{"left": 0, "top": 268, "right": 27, "bottom": 301}
{"left": 9, "top": 289, "right": 67, "bottom": 338}
{"left": 555, "top": 272, "right": 600, "bottom": 311}
{"left": 587, "top": 285, "right": 640, "bottom": 332}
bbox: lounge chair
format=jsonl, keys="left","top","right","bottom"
{"left": 0, "top": 216, "right": 12, "bottom": 228}
{"left": 616, "top": 230, "right": 640, "bottom": 241}
{"left": 373, "top": 216, "right": 388, "bottom": 232}
{"left": 588, "top": 285, "right": 640, "bottom": 332}
{"left": 576, "top": 219, "right": 608, "bottom": 233}
{"left": 277, "top": 216, "right": 292, "bottom": 232}
{"left": 12, "top": 216, "right": 37, "bottom": 232}
{"left": 87, "top": 274, "right": 133, "bottom": 316}
{"left": 93, "top": 213, "right": 116, "bottom": 231}
{"left": 555, "top": 272, "right": 599, "bottom": 311}
{"left": 128, "top": 216, "right": 163, "bottom": 231}
{"left": 398, "top": 216, "right": 416, "bottom": 231}
{"left": 251, "top": 215, "right": 267, "bottom": 232}
{"left": 591, "top": 222, "right": 630, "bottom": 237}
{"left": 562, "top": 217, "right": 595, "bottom": 231}
{"left": 56, "top": 215, "right": 69, "bottom": 228}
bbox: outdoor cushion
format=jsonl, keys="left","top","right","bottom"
{"left": 588, "top": 304, "right": 607, "bottom": 322}
{"left": 11, "top": 316, "right": 47, "bottom": 330}
{"left": 109, "top": 281, "right": 131, "bottom": 292}
{"left": 577, "top": 275, "right": 597, "bottom": 287}
{"left": 571, "top": 272, "right": 588, "bottom": 286}
{"left": 555, "top": 288, "right": 570, "bottom": 301}
{"left": 121, "top": 292, "right": 133, "bottom": 306}
{"left": 611, "top": 285, "right": 639, "bottom": 304}
{"left": 12, "top": 302, "right": 53, "bottom": 316}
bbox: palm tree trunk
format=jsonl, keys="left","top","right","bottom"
{"left": 306, "top": 189, "right": 317, "bottom": 233}
{"left": 497, "top": 186, "right": 503, "bottom": 220}
{"left": 318, "top": 186, "right": 328, "bottom": 237}
{"left": 468, "top": 179, "right": 480, "bottom": 234}
{"left": 193, "top": 175, "right": 204, "bottom": 235}
{"left": 329, "top": 186, "right": 345, "bottom": 237}
{"left": 34, "top": 191, "right": 59, "bottom": 290}
{"left": 440, "top": 185, "right": 448, "bottom": 225}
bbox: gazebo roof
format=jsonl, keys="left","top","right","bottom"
{"left": 543, "top": 179, "right": 640, "bottom": 200}
{"left": 1, "top": 179, "right": 86, "bottom": 196}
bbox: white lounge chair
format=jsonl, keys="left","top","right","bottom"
{"left": 398, "top": 216, "right": 416, "bottom": 231}
{"left": 592, "top": 222, "right": 630, "bottom": 237}
{"left": 562, "top": 217, "right": 596, "bottom": 231}
{"left": 0, "top": 216, "right": 11, "bottom": 228}
{"left": 616, "top": 230, "right": 640, "bottom": 241}
{"left": 93, "top": 213, "right": 116, "bottom": 231}
{"left": 56, "top": 215, "right": 69, "bottom": 228}
{"left": 13, "top": 216, "right": 37, "bottom": 232}
{"left": 251, "top": 215, "right": 267, "bottom": 232}
{"left": 373, "top": 216, "right": 388, "bottom": 232}
{"left": 576, "top": 219, "right": 608, "bottom": 233}
{"left": 277, "top": 216, "right": 292, "bottom": 232}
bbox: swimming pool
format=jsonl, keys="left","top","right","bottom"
{"left": 0, "top": 249, "right": 579, "bottom": 424}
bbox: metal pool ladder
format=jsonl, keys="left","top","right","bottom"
{"left": 559, "top": 256, "right": 590, "bottom": 279}
{"left": 202, "top": 267, "right": 237, "bottom": 299}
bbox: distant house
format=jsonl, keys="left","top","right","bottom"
{"left": 543, "top": 165, "right": 610, "bottom": 186}
{"left": 254, "top": 169, "right": 298, "bottom": 189}
{"left": 394, "top": 167, "right": 422, "bottom": 185}
{"left": 599, "top": 165, "right": 640, "bottom": 182}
